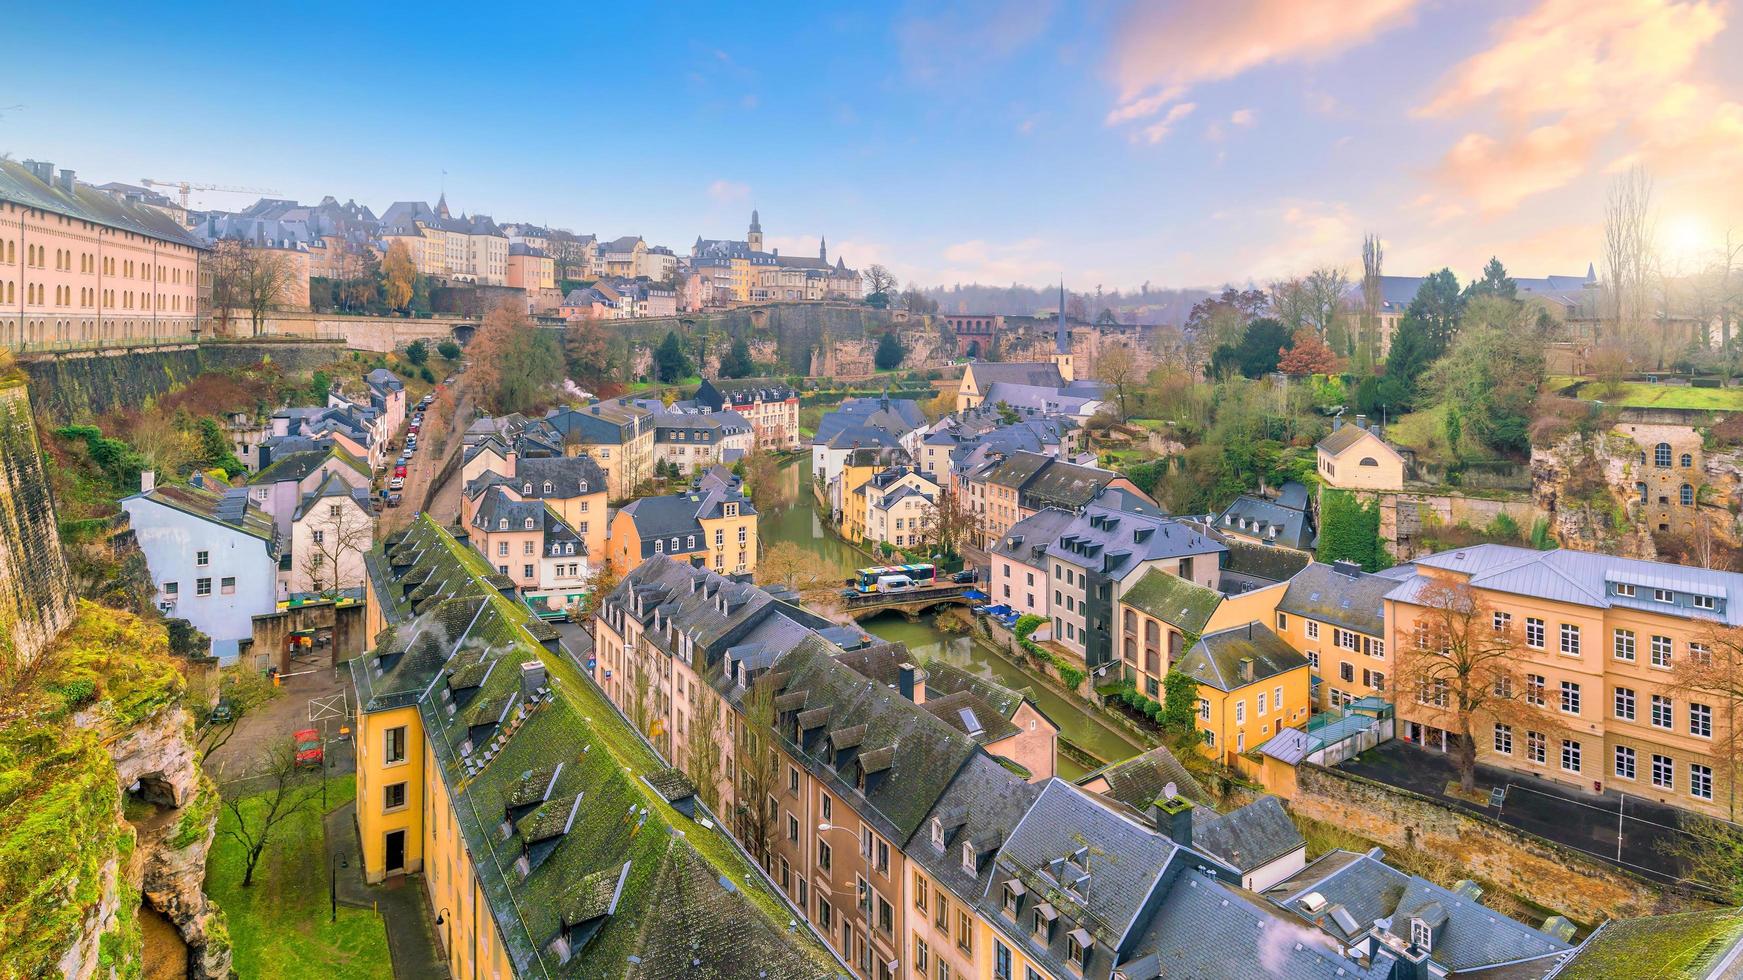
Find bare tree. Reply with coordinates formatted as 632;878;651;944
1718;230;1743;352
298;498;375;597
1672;624;1743;820
1395;580;1565;792
220;743;322;886
192;666;280;760
1269;278;1311;334
862;265;898;298
1095;343;1140;420
1603;165;1656;344
918;484;985;555
683;683;724;813
734;673;781;867
1360;234;1384;368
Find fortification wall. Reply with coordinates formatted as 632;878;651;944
0;382;75;666
21;340;347;421
256;310;474;352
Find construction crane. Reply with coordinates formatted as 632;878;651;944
139;178;282;210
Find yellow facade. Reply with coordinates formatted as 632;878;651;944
420;736;516;980
607;502;759;577
1390;567;1738;820
1272;605;1388;710
1315;426;1405;491
353;702;425;882
1195;665;1314;764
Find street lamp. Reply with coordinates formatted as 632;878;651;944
818;821;883;980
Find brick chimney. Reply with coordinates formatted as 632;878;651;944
897;662;925;704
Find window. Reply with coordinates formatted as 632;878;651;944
1691;702;1713;738
1526;673;1545;706
1682;484;1695;506
1652;635;1673;668
1561;681;1581;715
1653;754;1674;788
196;550;210;567
1197;698;1210;720
384;726;407;764
523;541;535;555
1235;700;1246;724
164;581;178;596
1493;611;1512;633
1560;623;1581;656
788;765;800;794
1692;764;1714;800
384;782;408;811
1655;442;1672;467
196;578;212;597
1526;618;1544;648
1615;686;1635;720
915;938;928;975
1257;692;1267;716
1306;621;1319;640
914;872;928;913
1411;918;1432;952
1562;739;1582;773
1306;650;1319;670
1652;694;1673;729
1340;662;1355;683
1493;674;1513;698
1615;746;1636;780
1694;594;1716;610
996;941;1013;980
817;840;831;873
787;813;799;843
1527;730;1546;764
312;530;325;546
1682;452;1694;467
220;577;236;595
1655;589;1674;604
1616;583;1636;598
935;894;948;931
1614;629;1635;661
1417;678;1448;708
816;896;832;932
497;541;509;557
1691;642;1712;665
1493;724;1512;754
1274;686;1284;711
521;564;533;579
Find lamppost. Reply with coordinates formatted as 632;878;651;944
434;907;451;963
819;821;883;980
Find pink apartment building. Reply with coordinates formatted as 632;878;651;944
1;158;206;349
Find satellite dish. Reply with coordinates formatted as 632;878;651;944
1163;781;1178;800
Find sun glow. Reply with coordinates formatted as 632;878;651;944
1661;214;1712;269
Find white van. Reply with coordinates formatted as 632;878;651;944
876;575;914;593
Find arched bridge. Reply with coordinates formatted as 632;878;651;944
841;583;980;622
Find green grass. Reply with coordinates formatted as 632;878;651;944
204;775;392;980
1588;382;1743;411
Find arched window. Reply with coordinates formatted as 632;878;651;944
1681;453;1693;468
1655;443;1672;467
1359;457;1379;467
1637;482;1648;503
1681;484;1694;506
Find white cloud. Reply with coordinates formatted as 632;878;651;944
935;238;1062;284
1140;103;1197;143
1230;108;1257;127
707;180;750;204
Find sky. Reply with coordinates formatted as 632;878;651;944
3;0;1741;293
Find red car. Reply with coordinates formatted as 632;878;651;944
293;728;323;768
393;464;407;478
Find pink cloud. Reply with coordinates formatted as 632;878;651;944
1436;121;1599;214
1140;103;1197;143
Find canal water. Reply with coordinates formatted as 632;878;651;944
760;458;1142;780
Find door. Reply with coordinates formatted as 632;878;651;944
385;829;406;874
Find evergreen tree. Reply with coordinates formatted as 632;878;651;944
654;330;693;382
719;337;754;378
1464;257;1518;302
1404;268;1463;359
874;331;906;370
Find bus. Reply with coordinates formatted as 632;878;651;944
848;563;937;594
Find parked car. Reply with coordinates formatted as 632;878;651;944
952;569;978;584
389;476;405;491
293;728;323;768
393;464;407;478
386;493;404;508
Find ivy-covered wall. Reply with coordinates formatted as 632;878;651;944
0;381;76;668
21;340;348;422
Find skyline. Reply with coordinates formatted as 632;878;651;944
4;0;1741;291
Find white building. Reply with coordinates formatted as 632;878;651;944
288;473;376;598
121;475;280;663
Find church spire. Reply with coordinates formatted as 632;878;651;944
1057;279;1069;354
748;209;763;253
820;235;827;263
435;192;450;219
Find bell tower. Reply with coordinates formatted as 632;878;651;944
748;209;763;253
1054;279;1076;382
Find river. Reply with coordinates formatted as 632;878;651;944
759;458;1142;780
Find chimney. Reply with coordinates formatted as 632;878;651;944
1238;657;1255;683
1332;416;1343;432
897;662;926;704
141;470;157;494
1355;414;1368;430
1331;559;1364;579
520;660;548;699
58;169;75;192
1148;796;1193;846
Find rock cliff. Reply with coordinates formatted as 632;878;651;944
0;381;76;667
1531;430;1658;558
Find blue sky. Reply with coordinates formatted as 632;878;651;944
4;1;1740;291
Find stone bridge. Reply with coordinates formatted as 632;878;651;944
841;583;979;622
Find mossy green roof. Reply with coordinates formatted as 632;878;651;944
352;515;838;979
1559;907;1743;979
1119;568;1223;635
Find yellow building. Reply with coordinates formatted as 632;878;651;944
545;402;657;502
1174;623;1315;764
1273;560;1396;710
1314;420;1405;491
1388;544;1741;820
606;474;758;576
1115;567;1286;699
350;516;840;978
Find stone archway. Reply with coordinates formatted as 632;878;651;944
451;323;475;345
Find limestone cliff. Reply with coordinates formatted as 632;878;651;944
1531;430;1658;558
0;381;76;667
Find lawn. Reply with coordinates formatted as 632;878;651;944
1590;382;1743;411
205;775;392;980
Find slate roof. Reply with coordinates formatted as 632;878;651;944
1389;543;1743;626
494;455;607;499
922;690;1020;744
991;508;1078;568
1191;796;1305;874
1213;486;1315;551
1266;849;1572;974
1175;623;1309;693
1119;569;1224;635
125;483;279;553
1555;907;1743;980
1047;506;1226;585
616;483;755;559
969;362;1066;389
1317;423;1402;460
1079;744;1214;812
920;660;1031;720
1279;561;1392;637
0;158;206;248
350;518;837;978
980;381;1103;417
292;471;373;522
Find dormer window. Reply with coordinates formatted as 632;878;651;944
961;841;975;874
1410;918;1432;952
686;535;695;549
931;818;944;849
579;481;588;492
525;518;536;530
499;518;509;530
544;481;553;493
565;543;574;555
1066;928;1092;973
724;502;738;517
1002;880;1025;918
654;540;664;554
524;483;533;494
1033;903;1057;941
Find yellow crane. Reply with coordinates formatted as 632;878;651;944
139;178;282;210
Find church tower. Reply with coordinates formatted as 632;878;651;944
819;235;827;264
435;192;451;220
748;209;763;253
1054;280;1075;382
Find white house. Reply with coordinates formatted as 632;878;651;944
248;446;372;540
288;473;376;599
121;475;281;664
861;468;938;551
